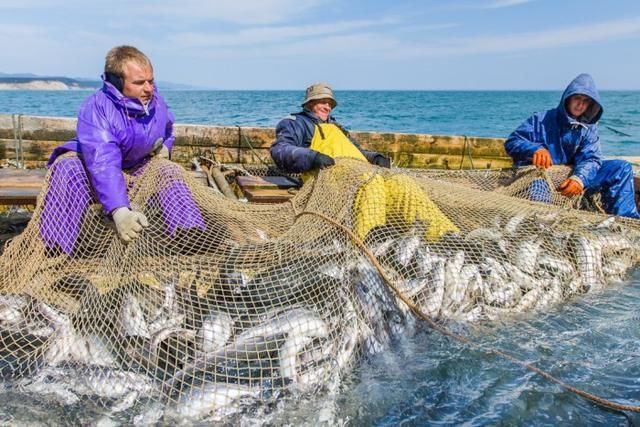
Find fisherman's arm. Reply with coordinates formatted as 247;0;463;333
504;115;547;165
571;128;602;188
76;102;130;215
270;118;317;173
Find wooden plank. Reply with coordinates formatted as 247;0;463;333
242;188;296;203
0;187;41;205
0;114;514;169
392;152;513;169
236;175;299;190
0;168;209;205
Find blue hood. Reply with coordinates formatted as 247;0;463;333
558;73;602;124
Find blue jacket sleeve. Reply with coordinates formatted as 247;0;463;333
270;118;317;173
572;127;602;188
504;115;545;165
76;100;129;214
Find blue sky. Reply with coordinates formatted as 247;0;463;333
1;0;640;89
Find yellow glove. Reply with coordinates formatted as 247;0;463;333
112;207;149;243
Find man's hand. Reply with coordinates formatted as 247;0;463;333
372;154;391;168
311;152;335;169
558;177;583;197
112;207;149;243
532;148;552;169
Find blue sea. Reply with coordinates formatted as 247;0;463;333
2;90;639;156
1;90;640;425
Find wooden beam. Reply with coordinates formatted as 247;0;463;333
0;168;209;205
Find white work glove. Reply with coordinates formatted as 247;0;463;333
112;207;149;243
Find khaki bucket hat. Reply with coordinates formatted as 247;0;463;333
302;82;337;108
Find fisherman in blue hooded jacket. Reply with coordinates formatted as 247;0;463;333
504;73;639;219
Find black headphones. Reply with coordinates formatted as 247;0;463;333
105;72;124;92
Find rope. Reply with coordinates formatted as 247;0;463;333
459;135;475;170
296;206;640;414
11;114;24;169
237;126;273;168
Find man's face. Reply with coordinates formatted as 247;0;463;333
307;99;334;121
566;94;592;119
121;61;154;106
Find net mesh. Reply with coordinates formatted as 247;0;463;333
0;157;638;422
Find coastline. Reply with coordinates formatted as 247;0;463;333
0;81;88;90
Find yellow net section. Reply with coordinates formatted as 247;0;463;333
0;157;638;422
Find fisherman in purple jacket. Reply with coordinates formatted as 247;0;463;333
42;45;204;254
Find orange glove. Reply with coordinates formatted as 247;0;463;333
532;148;552;169
558;178;583;197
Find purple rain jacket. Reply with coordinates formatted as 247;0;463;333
48;76;175;214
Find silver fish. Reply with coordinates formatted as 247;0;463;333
601;257;630;282
174;383;260;420
536;253;575;279
394;235;422;268
443;251;466;309
504;214;527;235
570;235;604;290
512;238;543;275
197;312;234;353
36;302;76;365
279;334;316;383
120;294;150;339
235;307;328;346
148;282;184;336
0;294;28;327
413;245;436;277
416;259;445;318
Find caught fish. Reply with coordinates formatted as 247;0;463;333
174;383;260;420
0;294;28;327
190;307;330;363
120;294;150;339
197;312;234;353
416;259;445;318
503;214;526;235
512;238;543;275
442;251;466;311
569;235;604;290
148;282;185;336
19;364;156;406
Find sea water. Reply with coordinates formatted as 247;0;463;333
1;90;639;156
0;89;639;425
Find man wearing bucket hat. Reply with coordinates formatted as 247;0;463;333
270;83;459;242
270;82;391;177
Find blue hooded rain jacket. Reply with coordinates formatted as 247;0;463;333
504;73;639;219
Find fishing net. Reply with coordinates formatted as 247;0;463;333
0;156;638;422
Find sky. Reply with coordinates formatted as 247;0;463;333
1;0;640;90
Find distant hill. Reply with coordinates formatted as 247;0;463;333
0;73;202;90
